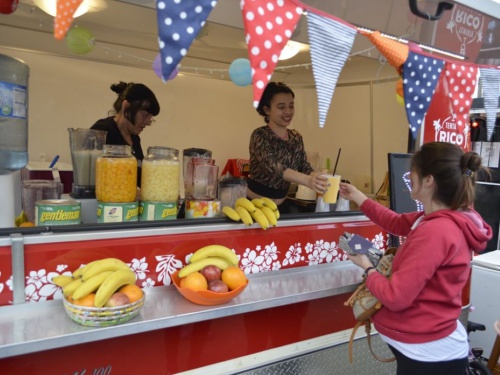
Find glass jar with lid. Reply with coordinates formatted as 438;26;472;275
141;146;180;202
95;145;137;202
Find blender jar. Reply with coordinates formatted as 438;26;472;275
68;128;107;198
95;145;137;202
141;146;180;202
182;148;212;194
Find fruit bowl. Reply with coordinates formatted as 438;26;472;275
172;270;248;306
63;295;145;327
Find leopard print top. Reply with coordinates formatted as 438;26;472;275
248;125;313;198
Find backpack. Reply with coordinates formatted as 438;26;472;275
343;245;398;363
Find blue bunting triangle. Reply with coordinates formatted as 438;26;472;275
403;51;444;139
479;67;500;141
156;0;218;82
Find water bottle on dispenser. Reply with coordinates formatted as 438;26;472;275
0;54;29;228
0;54;29;171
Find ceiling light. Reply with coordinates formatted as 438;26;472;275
279;41;301;61
34;0;89;18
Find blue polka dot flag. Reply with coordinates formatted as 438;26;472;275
307;12;356;128
403;51;444;139
156;0;218;82
479;67;500;141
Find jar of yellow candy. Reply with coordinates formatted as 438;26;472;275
141;146;180;202
96;145;137;202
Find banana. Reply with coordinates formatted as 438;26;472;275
72;271;115;300
81;258;131;281
235;197;257;213
94;269;137;307
222;206;241;222
189;244;239;266
260;206;278;227
261;197;278;211
52;275;74;288
62;277;84;297
274;208;280;220
251;198;265;208
72;259;100;279
235;206;253;226
178;257;229;278
250;208;269;230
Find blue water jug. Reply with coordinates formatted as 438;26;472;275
0;54;29;172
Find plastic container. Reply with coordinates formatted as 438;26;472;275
0;54;29;172
218;177;247;210
141;146;180;202
182;148;212;190
95;145;137;202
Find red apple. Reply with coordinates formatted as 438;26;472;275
200;265;221;282
208;280;229;293
105;292;130;307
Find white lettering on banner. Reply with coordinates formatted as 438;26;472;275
433;116;468;147
455;10;481;29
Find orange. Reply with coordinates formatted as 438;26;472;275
221;266;247;291
119;284;144;303
70;293;96;307
181;272;208;291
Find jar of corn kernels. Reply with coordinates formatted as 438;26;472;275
96;145;137;202
141;146;180;202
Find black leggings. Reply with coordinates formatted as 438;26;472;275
388;345;468;375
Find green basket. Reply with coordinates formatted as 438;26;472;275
63;295;145;327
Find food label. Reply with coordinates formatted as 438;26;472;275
97;201;139;223
0;82;27;119
35;200;81;226
139;201;177;221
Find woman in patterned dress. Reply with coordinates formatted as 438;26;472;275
247;82;328;212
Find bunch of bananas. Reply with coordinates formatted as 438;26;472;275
222;197;279;230
179;244;238;278
52;257;136;307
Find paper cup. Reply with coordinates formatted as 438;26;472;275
323;175;341;204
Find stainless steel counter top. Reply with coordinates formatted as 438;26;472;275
0;261;361;359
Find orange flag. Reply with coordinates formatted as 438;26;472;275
54;0;84;40
360;30;409;70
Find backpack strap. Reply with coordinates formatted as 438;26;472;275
365;322;396;363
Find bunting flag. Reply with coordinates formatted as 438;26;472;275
479;67;500;141
241;0;303;107
442;62;477;130
360;30;409;72
156;0;218;82
402;51;444;138
54;0;84;40
307;12;356;128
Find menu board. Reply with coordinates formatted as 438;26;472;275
388;153;421;215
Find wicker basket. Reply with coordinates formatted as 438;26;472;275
63;295;145;327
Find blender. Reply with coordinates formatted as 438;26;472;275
68;128;107;198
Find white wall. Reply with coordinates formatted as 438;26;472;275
0;46;408;195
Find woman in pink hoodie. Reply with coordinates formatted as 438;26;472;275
339;142;492;375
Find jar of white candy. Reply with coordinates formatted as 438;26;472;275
141;146;180;202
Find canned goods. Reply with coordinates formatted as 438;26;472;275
97;201;139;223
141;146;180;202
139;201;177;221
35;199;81;226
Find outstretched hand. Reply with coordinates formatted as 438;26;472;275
339;182;368;206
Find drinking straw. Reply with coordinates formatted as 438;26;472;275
49;155;60;168
332;149;341;175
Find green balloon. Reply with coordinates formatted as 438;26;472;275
66;26;95;55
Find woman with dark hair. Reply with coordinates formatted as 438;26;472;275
90;81;160;186
339;142;492;375
247;82;328;211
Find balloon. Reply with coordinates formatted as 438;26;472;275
153;53;179;81
0;0;18;14
396;93;405;106
229;58;252;87
66;26;95;55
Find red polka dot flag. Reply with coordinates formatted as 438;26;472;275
241;0;304;108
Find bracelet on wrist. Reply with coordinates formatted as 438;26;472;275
363;266;376;277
